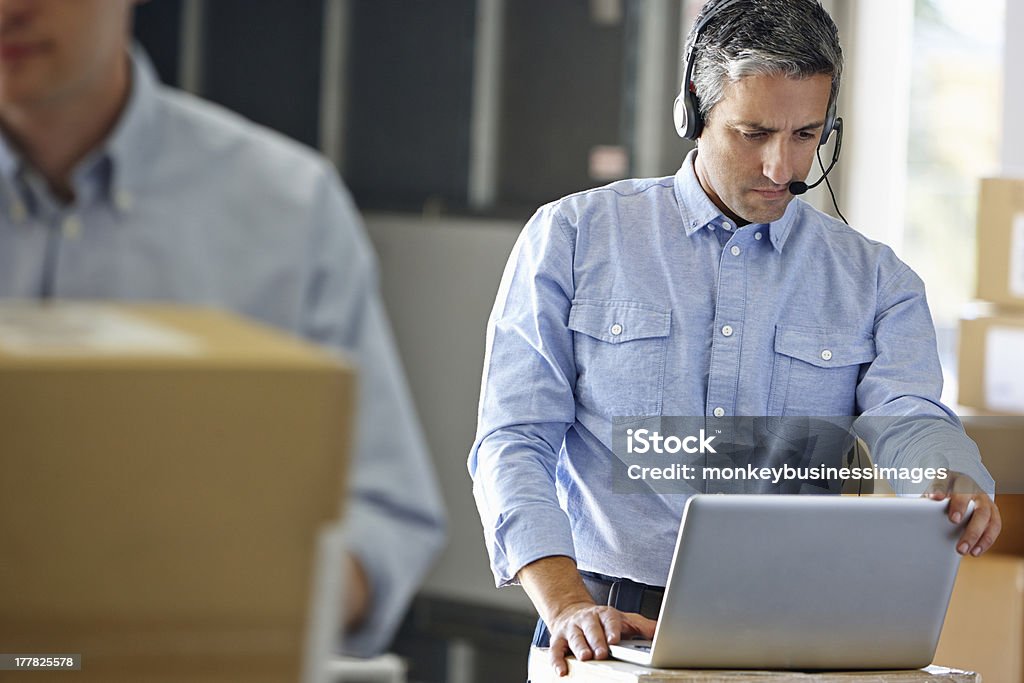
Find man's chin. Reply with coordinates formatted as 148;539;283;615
736;199;791;225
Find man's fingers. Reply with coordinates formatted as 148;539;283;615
963;501;1001;556
578;612;611;658
946;494;973;525
973;515;1003;556
567;624;594;661
956;499;990;555
548;635;570;677
548;605;653;673
621;613;658;640
597;608;623;646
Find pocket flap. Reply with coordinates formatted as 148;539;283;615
775;326;875;368
568;300;671;344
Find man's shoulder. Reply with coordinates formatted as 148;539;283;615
536;176;676;229
152;84;334;187
557;176;675;207
790;200;910;282
793;200;895;254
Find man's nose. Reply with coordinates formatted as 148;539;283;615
762;138;795;186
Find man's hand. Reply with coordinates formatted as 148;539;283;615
925;471;1001;557
545;601;656;676
342;552;371;631
518;556;657;677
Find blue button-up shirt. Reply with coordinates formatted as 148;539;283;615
0;52;445;656
469;150;994;589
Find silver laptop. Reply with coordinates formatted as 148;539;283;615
609;494;970;670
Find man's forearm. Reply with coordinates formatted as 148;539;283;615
518;555;594;624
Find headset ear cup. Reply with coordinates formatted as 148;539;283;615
674;89;703;140
820;98;838;146
673;95;687;139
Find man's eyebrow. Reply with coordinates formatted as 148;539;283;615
730;120;826;132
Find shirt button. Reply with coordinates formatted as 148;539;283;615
723;220;733;231
730;245;741;256
62;215;82;239
610;323;623;336
708;223;716;231
10;200;27;223
713;407;725;418
721;325;734;337
821;349;833;361
755;232;763;241
115;190;133;212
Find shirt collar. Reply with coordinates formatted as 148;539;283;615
103;45;163;212
673;148;801;252
0;45;160;217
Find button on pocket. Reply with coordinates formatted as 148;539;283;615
568;300;671;417
768;325;875;418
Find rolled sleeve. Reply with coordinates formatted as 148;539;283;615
855;260;995;495
468;204;580;586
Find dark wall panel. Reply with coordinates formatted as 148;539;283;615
498;0;626;208
202;0;324;149
133;0;184;86
343;0;477;211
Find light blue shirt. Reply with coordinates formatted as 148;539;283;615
469;150;994;589
0;53;446;656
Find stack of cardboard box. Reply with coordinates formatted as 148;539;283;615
958;177;1024;414
935;177;1024;681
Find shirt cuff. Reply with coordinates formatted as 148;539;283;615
490;503;577;587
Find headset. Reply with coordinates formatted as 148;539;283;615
673;0;838;145
672;0;846;217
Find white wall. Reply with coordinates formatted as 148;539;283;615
1001;0;1024;174
837;0;914;249
365;214;533;612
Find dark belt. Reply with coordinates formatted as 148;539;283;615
530;571;664;648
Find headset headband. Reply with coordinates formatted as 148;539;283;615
674;0;838;145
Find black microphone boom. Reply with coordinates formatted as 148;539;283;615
788;118;843;196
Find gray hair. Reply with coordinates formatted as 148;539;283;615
687;0;844;124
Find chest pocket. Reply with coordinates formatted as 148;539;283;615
568;300;671;417
768;326;876;419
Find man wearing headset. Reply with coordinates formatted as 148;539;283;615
469;0;1001;675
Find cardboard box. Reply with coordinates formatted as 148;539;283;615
934;554;1024;683
976;176;1024;309
963;415;1024;499
0;303;354;682
958;313;1024;414
935;413;1024;680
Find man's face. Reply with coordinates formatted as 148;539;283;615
694;72;833;226
0;0;134;110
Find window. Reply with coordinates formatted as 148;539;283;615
904;0;1004;333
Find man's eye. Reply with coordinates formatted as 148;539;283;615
741;131;766;141
797;131;818;141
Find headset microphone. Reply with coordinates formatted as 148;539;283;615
789;117;843;196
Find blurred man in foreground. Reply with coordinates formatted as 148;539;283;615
0;0;445;656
